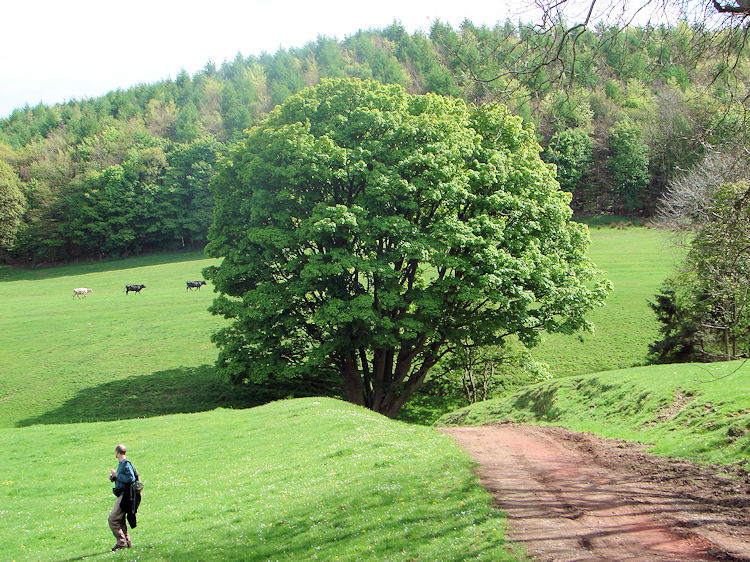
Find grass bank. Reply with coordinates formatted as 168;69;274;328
438;361;750;467
1;398;515;561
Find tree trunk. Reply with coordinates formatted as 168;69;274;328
339;353;365;407
725;328;730;358
381;341;443;417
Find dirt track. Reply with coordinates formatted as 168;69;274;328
441;425;750;561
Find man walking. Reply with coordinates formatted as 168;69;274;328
108;444;135;551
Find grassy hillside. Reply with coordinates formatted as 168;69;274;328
0;398;515;561
0;229;730;560
438;361;750;466
0;251;236;428
0;228;681;428
530;227;683;376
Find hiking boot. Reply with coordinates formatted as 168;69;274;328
111;543;126;551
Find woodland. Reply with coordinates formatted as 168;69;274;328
1;19;747;265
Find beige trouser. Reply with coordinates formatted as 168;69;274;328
108;494;130;545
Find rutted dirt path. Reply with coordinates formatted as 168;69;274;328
441;425;750;561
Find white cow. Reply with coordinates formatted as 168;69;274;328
73;287;94;298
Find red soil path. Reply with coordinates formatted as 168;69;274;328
441;424;750;561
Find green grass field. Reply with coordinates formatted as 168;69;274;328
0;227;680;429
1;398;515;561
530;227;684;376
2;227;745;561
438;361;750;466
0;251;234;428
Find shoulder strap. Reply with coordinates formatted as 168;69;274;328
126;459;139;481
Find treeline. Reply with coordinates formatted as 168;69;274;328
1;20;747;264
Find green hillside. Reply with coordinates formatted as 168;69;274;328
2;21;746;265
1;228;745;560
438;361;750;466
0;227;680;428
531;226;684;376
0;251;228;428
0;398;514;561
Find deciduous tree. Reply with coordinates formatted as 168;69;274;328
652;159;750;361
0;161;26;250
204;79;611;416
544;128;593;197
609;118;651;212
682;181;750;358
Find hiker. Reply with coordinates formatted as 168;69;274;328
108;444;135;551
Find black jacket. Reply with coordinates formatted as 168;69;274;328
120;481;141;528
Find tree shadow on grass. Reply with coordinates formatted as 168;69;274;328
145;477;508;561
0;249;210;283
511;385;562;422
16;364;319;427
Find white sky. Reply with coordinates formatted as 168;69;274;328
0;0;546;118
2;0;695;118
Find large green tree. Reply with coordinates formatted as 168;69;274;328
205;79;611;416
609;118;651;213
544;128;593;197
158;136;223;248
0;160;26;250
679;181;750;359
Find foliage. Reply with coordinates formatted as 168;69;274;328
609;118;651;213
685;182;750;357
0;398;515;560
2;21;748;265
0;160;26;249
159;136;225;248
647;282;702;363
652;167;750;362
5;128;222;263
438;360;750;467
544;127;593;197
205;78;611;417
429;342;552;405
677;183;750;359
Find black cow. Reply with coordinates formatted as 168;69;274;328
186;280;207;291
125;284;146;295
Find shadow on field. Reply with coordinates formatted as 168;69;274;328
16;364;312;427
149;481;505;560
0;250;209;283
512;385;562;421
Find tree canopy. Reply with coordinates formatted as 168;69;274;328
2;19;749;265
651;176;750;362
204;79;611;416
0;161;26;249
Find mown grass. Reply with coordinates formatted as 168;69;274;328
0;228;681;428
1;398;515;561
530;227;683;377
438;361;750;466
0;251;249;428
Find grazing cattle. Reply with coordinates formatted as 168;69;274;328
186;280;207;291
73;287;94;298
125;284;146;295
